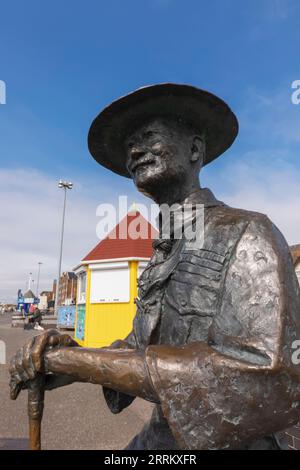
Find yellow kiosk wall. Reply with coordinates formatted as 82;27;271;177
75;261;138;348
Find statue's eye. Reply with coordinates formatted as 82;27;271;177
128;142;134;149
145;131;155;138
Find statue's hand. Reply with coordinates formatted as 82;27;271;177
9;329;78;399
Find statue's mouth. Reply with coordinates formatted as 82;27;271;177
131;158;156;174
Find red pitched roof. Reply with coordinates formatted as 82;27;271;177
83;211;157;262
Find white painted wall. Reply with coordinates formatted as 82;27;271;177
138;261;149;278
38;295;48;310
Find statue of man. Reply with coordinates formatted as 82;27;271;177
10;84;300;450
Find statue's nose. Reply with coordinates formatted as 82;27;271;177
130;146;146;160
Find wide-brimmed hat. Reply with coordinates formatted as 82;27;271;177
88;83;238;178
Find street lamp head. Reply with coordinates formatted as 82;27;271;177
58;180;73;189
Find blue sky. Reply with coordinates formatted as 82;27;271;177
1;0;300;301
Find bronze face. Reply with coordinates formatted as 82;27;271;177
125;118;205;204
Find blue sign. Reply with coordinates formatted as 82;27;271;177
57;305;76;328
75;304;86;341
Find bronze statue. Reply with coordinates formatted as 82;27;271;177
10;84;300;450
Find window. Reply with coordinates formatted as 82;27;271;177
90;263;130;303
78;271;87;304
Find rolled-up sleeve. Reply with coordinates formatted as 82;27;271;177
102;331;138;413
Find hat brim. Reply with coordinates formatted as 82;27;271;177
88;83;239;178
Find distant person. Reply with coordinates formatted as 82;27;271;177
24;306;43;331
32;307;44;330
29;303;35;315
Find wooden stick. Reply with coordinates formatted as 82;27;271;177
28;375;45;450
29;418;42;451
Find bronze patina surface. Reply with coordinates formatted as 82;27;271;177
10;84;300;450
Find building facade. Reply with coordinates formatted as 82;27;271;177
56;272;77;307
74;211;157;348
38;290;54;310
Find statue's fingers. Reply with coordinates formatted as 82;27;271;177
66;337;79;347
22;337;36;380
47;335;60;348
58;334;78;348
9;355;17;377
9;377;22;400
31;330;59;372
15;348;31;383
45;328;60;338
10;349;23;377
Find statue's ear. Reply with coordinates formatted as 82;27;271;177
190;136;205;165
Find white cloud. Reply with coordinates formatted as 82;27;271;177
215;85;300;244
205;150;300;245
1;156;299;304
0;168;150;303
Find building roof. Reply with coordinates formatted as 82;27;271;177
62;271;77;280
24;289;35;299
83;211;157;262
291;244;300;265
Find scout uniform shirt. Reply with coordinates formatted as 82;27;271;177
103;188;300;450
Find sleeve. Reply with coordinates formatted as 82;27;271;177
102;330;138;414
144;215;300;449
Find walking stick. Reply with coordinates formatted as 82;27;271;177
27;374;45;450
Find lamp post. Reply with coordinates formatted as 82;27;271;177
54;180;73;315
28;272;33;291
36;262;42;299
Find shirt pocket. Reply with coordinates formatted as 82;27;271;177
166;249;227;317
172;249;227;283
